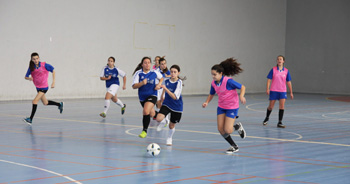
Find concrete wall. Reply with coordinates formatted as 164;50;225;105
285;0;350;95
0;0;286;101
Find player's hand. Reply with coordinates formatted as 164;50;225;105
154;84;161;90
142;79;148;85
51;82;55;88
240;96;246;105
290;92;294;100
160;84;166;89
122;86;126;90
266;90;270;95
107;75;112;80
202;102;208;108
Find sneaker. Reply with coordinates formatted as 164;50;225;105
121;104;126;115
23;117;32;125
277;122;286;128
164;117;169;127
166;138;172;146
263;117;269;126
139;131;147;138
156;121;165;131
59;102;64;114
226;146;239;154
237;122;246;139
100;112;106;118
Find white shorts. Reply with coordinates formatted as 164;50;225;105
157;88;164;101
107;84;119;96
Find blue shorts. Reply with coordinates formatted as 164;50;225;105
269;91;287;100
217;107;239;119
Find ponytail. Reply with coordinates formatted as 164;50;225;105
133;56;151;75
212;57;243;76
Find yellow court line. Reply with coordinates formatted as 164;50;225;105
2;114;349;147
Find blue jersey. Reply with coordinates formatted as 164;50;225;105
132;69;163;101
100;66;126;88
163;78;183;113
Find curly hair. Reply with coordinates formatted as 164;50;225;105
211;58;243;76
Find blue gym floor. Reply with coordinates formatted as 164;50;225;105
0;94;349;184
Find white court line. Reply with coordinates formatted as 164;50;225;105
0;159;82;184
1;113;349;147
322;111;350;121
245;102;266;112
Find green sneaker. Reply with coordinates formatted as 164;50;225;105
139;131;147;138
121;104;126;115
100;112;106;118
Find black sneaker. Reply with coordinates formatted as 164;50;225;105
277;122;286;128
59;102;64;114
121;104;126;115
237;122;246;139
263;117;269;126
23;117;32;125
226;146;239;154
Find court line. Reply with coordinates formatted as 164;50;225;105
0;159;82;184
1;113;349;147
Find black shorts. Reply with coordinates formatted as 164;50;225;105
159;105;182;124
140;96;157;107
37;89;48;94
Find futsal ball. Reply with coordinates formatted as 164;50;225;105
147;143;161;156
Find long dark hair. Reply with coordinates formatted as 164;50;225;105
133;56;151;74
211;57;243;76
29;52;39;72
159;58;169;74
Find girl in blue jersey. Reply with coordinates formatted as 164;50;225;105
202;58;246;154
132;57;163;138
23;52;63;125
155;65;183;146
155;58;171;124
99;57;127;118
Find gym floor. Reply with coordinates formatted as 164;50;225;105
0;93;349;183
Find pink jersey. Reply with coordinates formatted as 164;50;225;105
270;66;289;92
31;62;49;88
211;76;239;109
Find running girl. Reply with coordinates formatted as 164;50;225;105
132;57;163;138
202;58;246;154
23;52;63;125
155;65;183;146
156;57;171;109
263;55;293;128
99;56;126;118
152;56;161;70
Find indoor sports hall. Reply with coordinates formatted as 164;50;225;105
0;0;349;184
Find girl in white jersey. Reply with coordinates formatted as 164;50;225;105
132;57;163;138
155;65;183;146
23;52;63;125
263;55;293;128
202;58;246;154
99;57;127;118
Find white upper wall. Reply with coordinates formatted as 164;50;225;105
0;0;286;100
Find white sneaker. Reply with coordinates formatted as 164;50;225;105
157;121;165;131
164;117;169;127
166;138;172;146
237;122;246;139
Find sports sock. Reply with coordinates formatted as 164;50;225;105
168;128;175;138
115;99;124;108
222;133;237;147
103;100;110;113
279;109;284;123
48;100;60;106
153;111;158;119
143;115;151;132
266;108;272;119
30;104;38;120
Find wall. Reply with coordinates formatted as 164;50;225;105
0;0;286;100
286;0;350;95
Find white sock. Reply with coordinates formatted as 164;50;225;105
168;128;175;139
104;100;110;113
166;115;170;123
115;99;124;108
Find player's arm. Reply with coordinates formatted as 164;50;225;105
202;94;214;108
287;81;293;100
266;79;271;95
25;68;32;81
51;70;56;88
239;85;246;105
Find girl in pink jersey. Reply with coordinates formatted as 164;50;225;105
202;58;247;154
23;52;63;125
263;55;294;128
